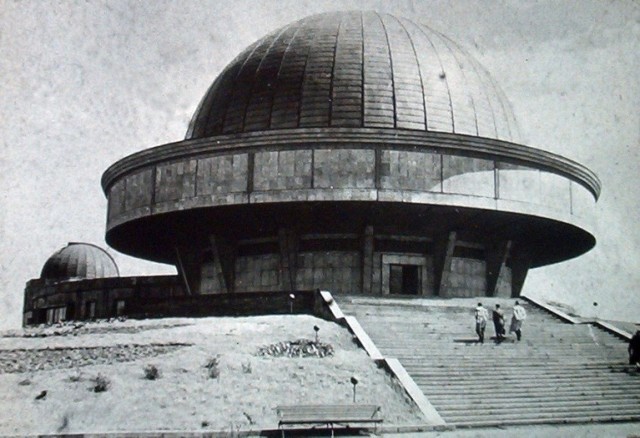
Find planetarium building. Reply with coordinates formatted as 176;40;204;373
24;11;599;324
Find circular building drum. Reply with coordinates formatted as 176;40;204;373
101;11;599;298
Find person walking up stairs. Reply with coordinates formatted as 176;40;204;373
492;304;506;341
474;303;489;344
509;301;527;341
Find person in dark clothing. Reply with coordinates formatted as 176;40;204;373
492;304;506;341
629;330;640;370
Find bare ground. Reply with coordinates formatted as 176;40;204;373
0;315;423;435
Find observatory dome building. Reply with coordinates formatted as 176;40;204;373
24;243;124;324
40;242;120;282
101;11;599;299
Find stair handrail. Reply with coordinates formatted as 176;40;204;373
520;295;581;324
593;320;633;340
522;295;634;340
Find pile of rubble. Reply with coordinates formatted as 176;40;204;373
257;339;334;358
10;319;191;338
0;343;190;373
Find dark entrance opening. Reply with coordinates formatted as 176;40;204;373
85;301;96;320
389;264;419;295
113;299;126;317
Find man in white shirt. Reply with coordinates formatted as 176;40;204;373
474;303;489;344
509;300;527;341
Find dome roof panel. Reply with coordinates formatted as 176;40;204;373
40;243;119;282
186;11;520;143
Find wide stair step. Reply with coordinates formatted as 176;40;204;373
338;297;640;427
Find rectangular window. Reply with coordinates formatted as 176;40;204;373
46;308;55;325
46;306;67;324
57;306;66;322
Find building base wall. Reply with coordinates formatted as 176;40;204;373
199;250;513;298
23;243;515;326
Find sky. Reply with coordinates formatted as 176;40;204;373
1;0;639;329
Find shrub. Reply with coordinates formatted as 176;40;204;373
143;364;160;380
241;361;252;374
205;356;220;379
68;369;82;382
57;414;69;432
93;374;110;392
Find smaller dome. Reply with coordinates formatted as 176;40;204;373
40;243;119;282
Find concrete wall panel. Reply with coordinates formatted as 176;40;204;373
108;179;126;220
571;181;597;219
314;149;375;189
380;150;441;191
254;150;312;190
442;156;495;197
296;251;360;293
235;254;281;292
199;261;224;294
445;257;486;298
497;167;541;204
155;160;197;202
124;169;153;211
539;171;571;212
196;154;247;195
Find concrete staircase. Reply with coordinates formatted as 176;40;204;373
338;297;640;427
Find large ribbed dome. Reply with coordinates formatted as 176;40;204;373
187;10;519;142
40;243;119;282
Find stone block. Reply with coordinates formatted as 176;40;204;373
196;154;247;196
124;169;153;211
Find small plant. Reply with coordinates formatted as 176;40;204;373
204;356;220;379
93;374;110;392
68;369;82;382
241;361;252;374
143;364;160;380
57;413;69;432
243;411;255;425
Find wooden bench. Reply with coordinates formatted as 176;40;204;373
276;404;382;437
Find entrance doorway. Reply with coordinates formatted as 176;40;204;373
389;264;420;295
85;301;96;320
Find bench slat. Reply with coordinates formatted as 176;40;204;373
277;404;379;412
280;418;383;424
277;404;383;426
279;409;380;415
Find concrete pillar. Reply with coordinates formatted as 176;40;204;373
510;255;531;298
208;235;237;294
434;231;457;297
278;228;299;292
486;240;512;297
361;225;374;294
175;246;202;295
